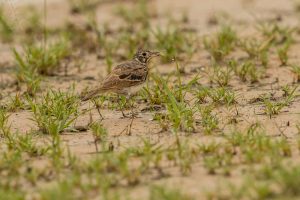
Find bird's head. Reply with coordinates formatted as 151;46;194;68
134;49;160;64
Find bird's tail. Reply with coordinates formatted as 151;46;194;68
80;87;103;101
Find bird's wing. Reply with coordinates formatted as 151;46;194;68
80;61;147;101
100;61;148;90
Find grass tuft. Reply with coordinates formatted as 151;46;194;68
27;90;80;135
204;25;237;62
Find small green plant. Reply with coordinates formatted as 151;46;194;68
149;73;196;132
291;65;300;82
153;26;197;62
0;109;10;137
256;22;295;46
120;30;151;59
203;155;220;175
274;165;300;196
277;40;291;66
235;61;260;83
115;0;150;29
207;87;237;106
161;78;195;132
281;85;298;97
21;6;44;40
195;86;209;103
13;47;41;96
0;188;25;200
27;90;80;135
64;21;98;53
204;25;237;61
153;113;169;131
0;7;14;42
68;0;100;14
150;185;194;200
86;12;123;73
90;122;108;152
23;39;70;75
5;132;49;157
262;97;292;118
198;106;219;134
104;41;117;74
226;123;286;164
238;38;271;67
40;180;78;200
6;93;25;112
209;65;232;86
173;135;195;175
14;38;71;95
198;142;220;155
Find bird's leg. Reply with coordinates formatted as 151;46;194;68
118;95;130;118
120;105;127;118
127;95;139;118
96;107;103;121
88;104;93;126
128;96;134;118
118;97;135;136
127;101;135;135
92;99;104;121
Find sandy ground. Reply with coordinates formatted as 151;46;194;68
1;0;300;199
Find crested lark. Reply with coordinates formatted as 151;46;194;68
81;49;160;101
80;49;160;135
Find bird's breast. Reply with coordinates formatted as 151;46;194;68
124;83;146;96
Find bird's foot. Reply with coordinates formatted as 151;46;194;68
119;124;132;136
120;111;140;119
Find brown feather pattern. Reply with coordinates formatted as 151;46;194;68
80;50;159;101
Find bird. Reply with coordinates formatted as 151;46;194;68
80;49;160;101
80;49;160;135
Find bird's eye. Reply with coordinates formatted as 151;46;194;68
142;52;147;56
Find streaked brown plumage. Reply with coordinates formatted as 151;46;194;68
80;49;160;101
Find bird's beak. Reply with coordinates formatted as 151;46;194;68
151;51;161;57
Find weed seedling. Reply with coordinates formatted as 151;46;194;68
68;0;100;14
6;93;25;112
204;25;237;62
0;7;14;42
291;65;300;82
14;48;41;96
262;95;294;118
0;109;10;137
115;0;150;29
153;113;169;131
238;38;271;67
273;165;300;196
198;142;220;155
150;185;194;200
277;40;291;66
27;90;80;135
203;155;220;175
195;86;209;103
209;65;232;86
281;85;298;98
207;87;237;106
153;26;197;62
22;6;44;41
161;78;196;132
235;61;260;83
90;122;108;152
14;36;71;78
198;106;219;134
5;132;49;157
